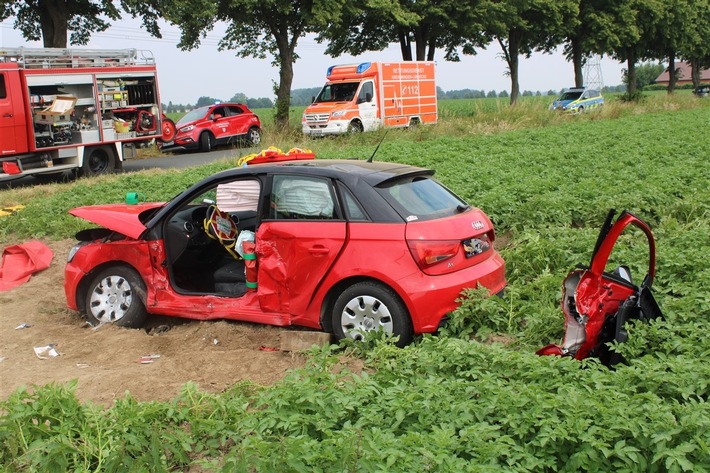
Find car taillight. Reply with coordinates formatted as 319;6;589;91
407;240;460;269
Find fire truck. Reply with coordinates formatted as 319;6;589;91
0;47;175;182
302;61;437;136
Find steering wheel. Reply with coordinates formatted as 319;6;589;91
203;204;240;258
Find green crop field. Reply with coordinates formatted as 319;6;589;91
1;96;710;471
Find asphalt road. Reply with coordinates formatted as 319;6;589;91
0;145;251;190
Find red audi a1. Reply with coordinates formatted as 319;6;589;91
64;152;506;346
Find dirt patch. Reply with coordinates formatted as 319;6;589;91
0;240;307;405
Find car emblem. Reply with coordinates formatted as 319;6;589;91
472;220;484;230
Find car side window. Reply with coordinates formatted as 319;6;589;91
227;105;244;116
269;175;336;220
338;183;368;221
0;75;6;99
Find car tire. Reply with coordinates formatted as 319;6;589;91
247;127;262;146
332;281;413;347
578;106;584;113
347;121;363;133
84;266;148;328
200;132;213;152
82;146;115;176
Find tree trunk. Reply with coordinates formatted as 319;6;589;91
398;29;413;61
426;34;436;61
39;0;69;47
274;30;295;130
626;49;638;96
690;59;701;87
505;30;521;105
667;54;676;94
572;38;584;88
414;24;427;60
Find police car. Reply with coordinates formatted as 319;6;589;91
550;87;604;112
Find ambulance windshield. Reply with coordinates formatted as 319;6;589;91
315;82;359;103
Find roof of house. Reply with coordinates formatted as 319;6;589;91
655;61;710;84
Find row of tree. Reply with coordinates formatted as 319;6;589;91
3;0;709;128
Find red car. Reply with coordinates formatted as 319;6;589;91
159;103;261;152
64;152;506;346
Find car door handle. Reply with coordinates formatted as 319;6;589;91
308;245;330;255
2;113;12;118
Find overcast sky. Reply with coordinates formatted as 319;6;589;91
1;18;627;105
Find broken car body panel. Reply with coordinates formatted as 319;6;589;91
537;209;663;366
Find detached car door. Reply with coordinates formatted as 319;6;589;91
255;174;346;317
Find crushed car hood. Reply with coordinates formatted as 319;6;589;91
69;202;164;239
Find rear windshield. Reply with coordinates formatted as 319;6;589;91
378;176;468;221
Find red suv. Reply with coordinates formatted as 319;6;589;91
159;103;261;152
64;152;506;346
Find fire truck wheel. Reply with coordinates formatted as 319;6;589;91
200;132;213;152
82;146;115;176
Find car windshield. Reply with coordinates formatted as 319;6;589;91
176;107;210;125
379;176;468;221
559;91;583;101
314;82;359;103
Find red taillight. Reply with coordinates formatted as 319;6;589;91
407;240;460;269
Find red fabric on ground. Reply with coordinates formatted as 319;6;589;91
0;241;54;291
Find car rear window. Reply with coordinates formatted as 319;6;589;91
378;176;468;221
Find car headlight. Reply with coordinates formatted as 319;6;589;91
67;242;88;263
331;110;346;118
179;124;195;133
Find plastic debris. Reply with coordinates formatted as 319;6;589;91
137;354;160;364
34;344;59;359
258;346;280;352
15;323;32;330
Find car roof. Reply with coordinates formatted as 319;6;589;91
217;159;434;186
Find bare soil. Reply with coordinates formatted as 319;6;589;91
0;240;307;405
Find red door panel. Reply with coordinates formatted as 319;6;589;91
255;221;346;318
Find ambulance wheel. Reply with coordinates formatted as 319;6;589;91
200;132;213;152
332;281;413;347
82;146;115;176
347;121;363;134
84;266;147;328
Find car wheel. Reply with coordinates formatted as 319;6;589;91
82;146;115;176
577;106;584;113
247;127;262;146
84;266;148;328
332;281;413;347
200;132;213;152
347;121;363;133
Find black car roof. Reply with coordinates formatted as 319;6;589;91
219;159;434;186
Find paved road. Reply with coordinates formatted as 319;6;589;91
0;146;252;190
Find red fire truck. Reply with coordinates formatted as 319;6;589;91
0;47;175;182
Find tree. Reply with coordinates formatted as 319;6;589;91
163;0;340;129
318;0;489;62
629;62;664;89
679;0;710;87
483;0;579;105
1;0;161;48
195;96;220;107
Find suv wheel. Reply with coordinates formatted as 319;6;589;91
247;127;262;146
200;132;213;152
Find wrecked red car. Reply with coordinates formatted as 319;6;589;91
64;152;506;346
537;209;663;366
